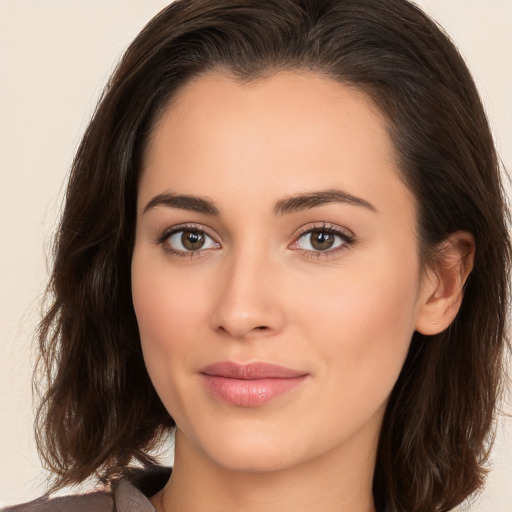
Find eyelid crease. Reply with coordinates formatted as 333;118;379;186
155;222;219;244
293;221;354;239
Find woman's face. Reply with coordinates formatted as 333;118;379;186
132;71;430;474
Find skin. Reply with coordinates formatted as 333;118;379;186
131;71;474;512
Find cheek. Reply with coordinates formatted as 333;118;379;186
292;249;420;407
131;252;221;430
132;272;200;346
131;249;209;389
131;236;216;336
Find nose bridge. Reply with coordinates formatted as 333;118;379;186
211;238;285;338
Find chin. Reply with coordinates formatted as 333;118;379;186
209;444;305;474
180;420;311;474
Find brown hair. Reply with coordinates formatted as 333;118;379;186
36;1;510;511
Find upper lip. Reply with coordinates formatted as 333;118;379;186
200;361;308;379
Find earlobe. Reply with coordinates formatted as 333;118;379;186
415;231;475;335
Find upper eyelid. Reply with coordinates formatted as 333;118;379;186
294;222;354;239
158;221;352;236
157;222;355;249
158;223;219;242
293;226;355;246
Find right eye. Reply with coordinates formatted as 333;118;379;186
160;226;220;256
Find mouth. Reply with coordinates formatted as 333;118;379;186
200;361;309;407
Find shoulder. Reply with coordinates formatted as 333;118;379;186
2;466;172;512
1;491;113;512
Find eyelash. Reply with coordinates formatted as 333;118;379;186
156;223;218;259
292;222;356;259
156;222;356;260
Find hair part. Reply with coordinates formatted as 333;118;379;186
36;1;510;511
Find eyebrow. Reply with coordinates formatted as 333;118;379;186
143;193;220;215
273;189;377;215
143;189;377;216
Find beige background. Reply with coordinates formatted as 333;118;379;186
0;0;510;508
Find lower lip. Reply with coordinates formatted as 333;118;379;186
201;375;308;407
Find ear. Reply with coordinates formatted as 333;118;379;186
415;231;475;335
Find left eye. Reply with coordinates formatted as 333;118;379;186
293;228;351;252
166;229;219;252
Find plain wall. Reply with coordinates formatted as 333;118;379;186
0;0;510;508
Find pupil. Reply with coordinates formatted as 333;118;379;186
311;230;334;250
182;231;204;250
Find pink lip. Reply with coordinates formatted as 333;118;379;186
200;362;309;407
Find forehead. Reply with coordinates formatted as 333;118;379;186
139;70;414;223
146;70;392;165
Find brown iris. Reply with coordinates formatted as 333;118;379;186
310;230;335;251
181;230;206;250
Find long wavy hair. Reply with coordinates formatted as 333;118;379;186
35;1;510;511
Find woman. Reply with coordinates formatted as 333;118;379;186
4;0;510;511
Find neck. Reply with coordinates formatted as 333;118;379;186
152;429;378;512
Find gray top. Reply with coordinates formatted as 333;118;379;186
3;466;398;512
1;467;171;512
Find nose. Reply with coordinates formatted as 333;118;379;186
210;247;286;340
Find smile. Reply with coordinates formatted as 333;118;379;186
200;362;309;407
